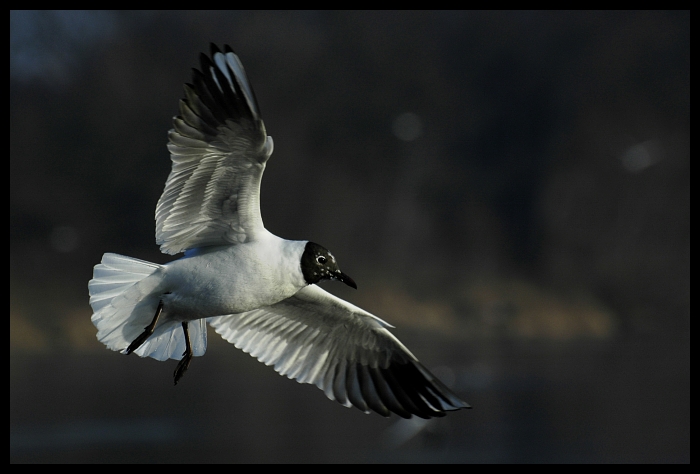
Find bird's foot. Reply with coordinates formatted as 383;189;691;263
173;350;192;385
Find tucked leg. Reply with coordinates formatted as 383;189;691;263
125;300;164;355
173;322;193;385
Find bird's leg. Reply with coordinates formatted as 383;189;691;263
173;322;193;385
125;300;164;355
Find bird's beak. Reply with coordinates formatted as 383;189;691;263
335;271;357;289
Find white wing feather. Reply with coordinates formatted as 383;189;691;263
156;45;273;255
208;285;469;418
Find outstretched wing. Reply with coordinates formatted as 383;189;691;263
156;44;274;255
207;285;470;419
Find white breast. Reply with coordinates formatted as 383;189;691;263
160;234;308;320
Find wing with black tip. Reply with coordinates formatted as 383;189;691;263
208;285;470;418
156;44;274;255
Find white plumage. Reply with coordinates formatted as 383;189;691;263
88;44;469;418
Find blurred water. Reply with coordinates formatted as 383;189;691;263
10;333;689;463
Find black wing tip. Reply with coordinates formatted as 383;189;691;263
198;51;213;70
392;360;470;418
208;43;237;57
341;359;470;419
206;43;241;66
185;43;261;128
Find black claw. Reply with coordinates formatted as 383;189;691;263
173;351;192;385
173;322;193;385
125;300;164;354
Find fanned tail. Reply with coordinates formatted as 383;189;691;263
88;253;207;361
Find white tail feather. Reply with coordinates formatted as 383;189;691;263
88;253;207;361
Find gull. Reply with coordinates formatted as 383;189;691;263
88;44;470;418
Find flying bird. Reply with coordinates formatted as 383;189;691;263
88;44;470;419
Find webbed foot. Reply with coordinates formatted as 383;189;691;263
173;322;193;385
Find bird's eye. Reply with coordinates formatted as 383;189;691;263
316;256;327;264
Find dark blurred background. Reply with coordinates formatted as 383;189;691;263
10;11;689;463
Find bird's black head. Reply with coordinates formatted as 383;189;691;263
300;242;357;289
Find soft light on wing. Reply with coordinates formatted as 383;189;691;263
208;285;470;418
156;44;274;255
